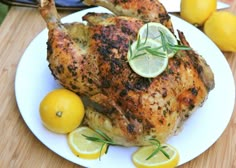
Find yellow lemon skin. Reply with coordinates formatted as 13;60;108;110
180;0;217;26
39;88;85;134
204;11;236;52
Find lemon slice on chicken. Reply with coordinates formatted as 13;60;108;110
138;22;178;58
128;38;168;78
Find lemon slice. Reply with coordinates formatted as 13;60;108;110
132;144;179;168
128;38;168;78
138;22;178;58
68;127;107;159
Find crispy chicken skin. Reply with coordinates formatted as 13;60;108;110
39;0;214;146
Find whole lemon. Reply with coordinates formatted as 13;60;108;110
39;88;85;134
180;0;217;26
204;11;236;52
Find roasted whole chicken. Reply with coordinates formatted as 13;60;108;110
39;0;214;146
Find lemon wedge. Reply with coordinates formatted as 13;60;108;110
128;38;168;78
132;144;179;168
68;127;107;159
138;22;178;58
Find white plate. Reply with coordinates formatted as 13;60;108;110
159;0;229;12
15;7;235;168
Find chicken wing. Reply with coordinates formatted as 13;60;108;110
83;0;173;32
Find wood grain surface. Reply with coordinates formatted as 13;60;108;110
0;1;235;167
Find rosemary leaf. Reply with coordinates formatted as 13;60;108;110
145;48;166;58
131;52;146;60
168;43;191;51
105;143;110;154
159;30;168;52
160;147;170;159
146;147;161;160
99;143;106;160
95;129;113;142
129;41;133;58
144;24;149;43
82;134;105;143
136;35;142;49
137;45;152;51
145;138;170;160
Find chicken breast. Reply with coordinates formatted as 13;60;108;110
39;0;214;146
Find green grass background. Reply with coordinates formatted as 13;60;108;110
0;2;9;25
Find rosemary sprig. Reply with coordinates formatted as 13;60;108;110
128;34;150;61
158;30;191;54
82;129;118;160
146;138;170;160
128;23;192;62
128;34;167;61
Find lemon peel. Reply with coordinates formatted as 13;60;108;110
180;0;217;26
39;88;84;134
204;11;236;52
